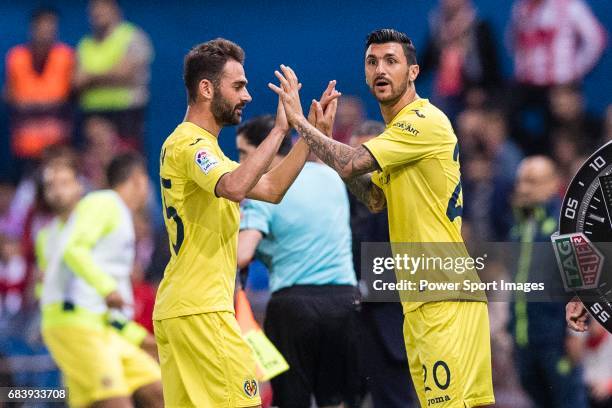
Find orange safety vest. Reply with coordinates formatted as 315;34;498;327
6;43;74;104
6;43;74;158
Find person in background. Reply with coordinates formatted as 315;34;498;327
75;0;153;148
420;0;501;120
507;0;606;154
480;108;523;241
4;6;74;176
81;115;130;189
37;153;162;408
238;98;361;407
550;128;590;193
0;234;27;319
510;156;587;408
333;96;365;145
349;120;415;408
549;84;603;151
0;181;17;241
583;321;612;408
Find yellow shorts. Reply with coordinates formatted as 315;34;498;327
42;325;161;407
154;311;261;408
404;301;495;408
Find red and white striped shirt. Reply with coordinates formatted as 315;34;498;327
511;0;606;86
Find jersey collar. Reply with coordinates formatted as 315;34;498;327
180;121;218;142
387;98;429;125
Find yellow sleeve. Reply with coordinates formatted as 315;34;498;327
363;124;446;171
182;141;239;195
62;194;119;297
35;227;49;271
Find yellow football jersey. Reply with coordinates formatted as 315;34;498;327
364;98;484;312
154;122;240;320
363;98;463;243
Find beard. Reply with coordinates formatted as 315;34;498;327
369;76;410;106
211;88;244;126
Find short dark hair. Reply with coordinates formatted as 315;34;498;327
365;29;417;65
89;0;120;9
107;152;146;188
30;6;58;24
236;115;292;156
41;145;79;176
184;38;245;104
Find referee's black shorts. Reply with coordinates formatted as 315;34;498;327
264;284;360;408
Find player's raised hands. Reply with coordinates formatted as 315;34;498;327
566;298;589;332
274;94;289;133
306;80;341;137
315;80;341;137
268;65;304;126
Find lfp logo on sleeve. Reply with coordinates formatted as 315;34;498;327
195;150;219;174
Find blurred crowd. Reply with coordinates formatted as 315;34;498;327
0;0;611;407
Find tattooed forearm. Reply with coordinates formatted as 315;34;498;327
295;118;378;178
345;174;386;213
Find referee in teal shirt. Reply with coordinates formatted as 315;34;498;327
237;115;359;408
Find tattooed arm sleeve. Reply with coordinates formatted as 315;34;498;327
294;117;379;179
345;173;387;213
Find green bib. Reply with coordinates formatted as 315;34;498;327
78;23;136;110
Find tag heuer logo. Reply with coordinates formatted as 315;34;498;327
243;379;258;398
552;232;604;291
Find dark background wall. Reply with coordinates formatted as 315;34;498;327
0;0;610;179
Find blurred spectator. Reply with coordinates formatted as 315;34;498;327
508;0;606;154
482;108;523;240
456;107;489;240
550;84;603;151
0;234;27;318
333;96;365;145
462;151;494;241
421;0;501;119
349;121;415;408
510;156;587;408
4;7;74;175
81;115;129;189
551;128;590;193
79;115;164;231
454;105;484;155
461;108;522;241
0;181;17;237
583;321;612;408
75;0;153;148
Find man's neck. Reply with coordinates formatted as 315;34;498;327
58;206;76;223
379;87;419;124
184;104;222;137
95;21;119;40
114;186;136;213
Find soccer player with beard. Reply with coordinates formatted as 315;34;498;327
269;29;495;407
153;38;339;407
